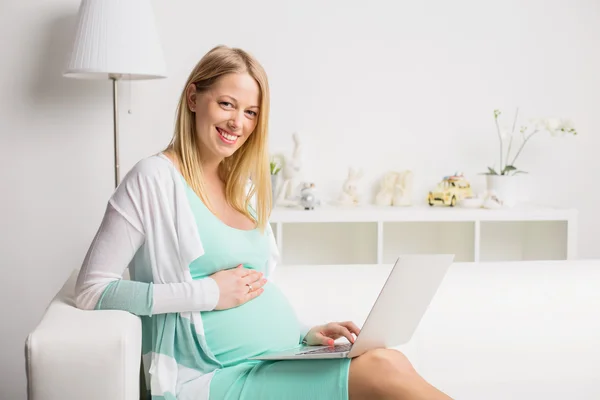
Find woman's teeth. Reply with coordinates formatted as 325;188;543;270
218;128;238;143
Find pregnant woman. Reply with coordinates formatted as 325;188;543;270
74;45;452;400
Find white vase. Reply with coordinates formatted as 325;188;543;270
486;175;519;207
271;175;279;202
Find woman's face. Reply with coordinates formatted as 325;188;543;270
188;72;261;164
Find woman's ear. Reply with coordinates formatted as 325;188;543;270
186;83;197;112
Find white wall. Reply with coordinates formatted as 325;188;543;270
1;0;599;398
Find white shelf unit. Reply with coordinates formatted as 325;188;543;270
269;204;578;265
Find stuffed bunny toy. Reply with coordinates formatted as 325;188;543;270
274;132;304;207
338;167;363;206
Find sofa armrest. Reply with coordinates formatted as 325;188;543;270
25;270;142;400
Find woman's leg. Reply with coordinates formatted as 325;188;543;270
348;348;453;400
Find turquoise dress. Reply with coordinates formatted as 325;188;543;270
182;181;351;400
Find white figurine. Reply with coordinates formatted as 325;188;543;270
375;171;398;206
337;167;363;206
300;182;319;210
375;170;413;207
276;132;304;207
392;170;413;207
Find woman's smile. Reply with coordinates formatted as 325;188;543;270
216;127;240;144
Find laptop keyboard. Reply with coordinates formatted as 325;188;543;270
300;343;353;355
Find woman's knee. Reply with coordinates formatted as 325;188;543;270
363;348;416;376
349;348;417;399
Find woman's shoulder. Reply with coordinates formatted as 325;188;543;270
111;153;180;204
128;152;173;176
108;153;177;228
120;153;176;185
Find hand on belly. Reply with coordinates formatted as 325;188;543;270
209;264;268;310
201;282;301;365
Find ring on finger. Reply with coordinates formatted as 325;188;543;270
246;283;253;292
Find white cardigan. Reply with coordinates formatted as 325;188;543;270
74;153;310;400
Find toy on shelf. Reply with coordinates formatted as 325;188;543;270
458;195;485;209
299;182;320;210
392;170;414;207
375;170;414;207
375;172;396;206
336;167;363;206
275;132;304;207
427;173;473;207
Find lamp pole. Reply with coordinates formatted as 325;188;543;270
111;74;120;188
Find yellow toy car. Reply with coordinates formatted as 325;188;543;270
427;174;473;207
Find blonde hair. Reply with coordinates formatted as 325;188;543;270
164;45;272;232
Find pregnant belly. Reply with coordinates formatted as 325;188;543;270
201;282;302;366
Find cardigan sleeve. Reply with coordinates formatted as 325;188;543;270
74;158;220;315
74;203;220;315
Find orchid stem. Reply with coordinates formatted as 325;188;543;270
505;107;519;173
494;112;503;174
509;129;539;167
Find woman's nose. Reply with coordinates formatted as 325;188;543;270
229;112;243;131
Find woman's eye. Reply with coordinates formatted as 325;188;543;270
219;102;234;108
245;110;257;117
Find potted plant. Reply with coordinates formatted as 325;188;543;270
270;157;282;202
483;108;577;206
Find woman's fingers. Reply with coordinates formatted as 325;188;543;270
244;285;264;303
244;277;268;293
339;321;361;337
330;324;355;344
242;270;264;286
317;324;355;345
230;265;266;300
314;332;336;346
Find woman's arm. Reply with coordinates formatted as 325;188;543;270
74;202;220;316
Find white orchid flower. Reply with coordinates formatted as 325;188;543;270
543;118;577;137
485;108;578;177
559;119;576;134
543;118;562;136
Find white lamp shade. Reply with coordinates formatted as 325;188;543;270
64;0;166;80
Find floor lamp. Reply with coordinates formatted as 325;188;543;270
63;0;166;188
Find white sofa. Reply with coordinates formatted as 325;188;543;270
26;259;600;400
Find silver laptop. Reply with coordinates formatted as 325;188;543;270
250;253;454;360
